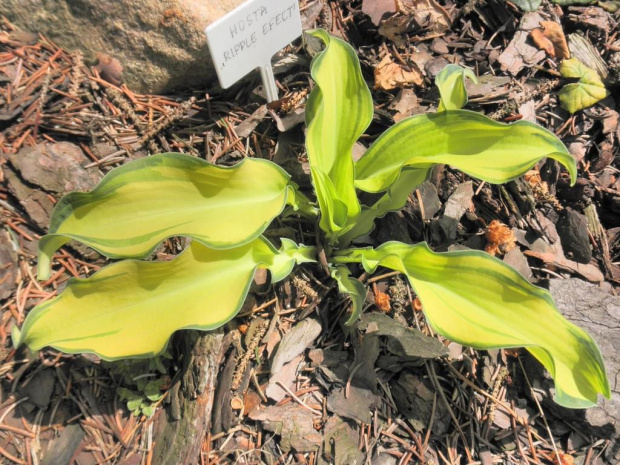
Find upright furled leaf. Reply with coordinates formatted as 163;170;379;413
305;29;373;240
334;242;610;408
355;110;576;193
558;58;609;114
338;169;427;244
14;238;315;360
38;153;290;279
336;64;476;244
435;64;478;111
330;266;366;325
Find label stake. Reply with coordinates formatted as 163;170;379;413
205;0;302;103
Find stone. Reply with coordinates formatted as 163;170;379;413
3;0;245;94
548;279;620;464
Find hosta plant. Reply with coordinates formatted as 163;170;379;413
14;30;609;409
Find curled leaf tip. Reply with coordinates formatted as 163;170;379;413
11;326;22;349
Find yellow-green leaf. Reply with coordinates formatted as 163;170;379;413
331;266;366;325
14;238;315;360
338;169;428;245
354;110;576;193
435;64;478;111
334;242;610;408
558;58;609;114
305;29;373;240
38;153;290;280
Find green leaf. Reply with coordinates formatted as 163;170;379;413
38;153;291;280
141;405;154;417
14;238;315;360
354;110;576;193
144;379;166;401
117;388;143;412
305;29;373;240
435;64;478;111
334;242;610;408
330;266;366;325
558;58;609;114
552;0;594;5
285;184;319;218
511;0;543;11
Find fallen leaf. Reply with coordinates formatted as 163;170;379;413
389;88;419;121
498;13;546;75
530;29;555;56
530;22;570;59
541;21;570;59
523;249;604;282
378;0;451;44
374;55;423;90
362;0;398;26
399;0;451;33
558;58;609;113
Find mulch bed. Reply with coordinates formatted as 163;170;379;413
1;1;619;464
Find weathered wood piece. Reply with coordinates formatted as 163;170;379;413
152;330;224;465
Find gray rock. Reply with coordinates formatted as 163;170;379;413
548;279;620;463
3;0;245;94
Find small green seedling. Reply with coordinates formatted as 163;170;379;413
109;353;170;417
14;30;609;409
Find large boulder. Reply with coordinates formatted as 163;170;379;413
3;0;245;94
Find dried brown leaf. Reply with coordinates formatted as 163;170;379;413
541;21;570;60
374;55;423;90
378;0;451;44
530;22;570;60
530;28;555;57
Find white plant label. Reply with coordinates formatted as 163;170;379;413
205;0;302;102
